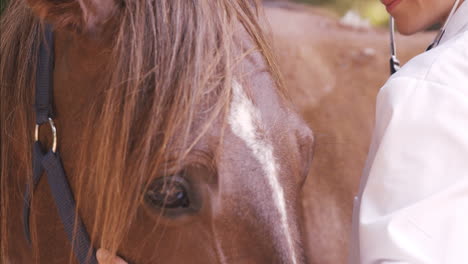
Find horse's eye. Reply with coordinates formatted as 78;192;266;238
145;174;190;209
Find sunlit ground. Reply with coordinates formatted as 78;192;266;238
360;1;389;26
294;0;390;26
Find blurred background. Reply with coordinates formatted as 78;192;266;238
288;0;388;26
0;0;6;15
0;0;388;26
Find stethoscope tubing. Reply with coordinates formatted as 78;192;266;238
389;0;461;75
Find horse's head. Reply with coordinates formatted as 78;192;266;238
1;0;314;263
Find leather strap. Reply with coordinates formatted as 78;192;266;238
23;24;98;264
42;150;97;264
35;24;55;125
23;142;45;245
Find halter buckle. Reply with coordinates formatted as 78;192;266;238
35;118;57;153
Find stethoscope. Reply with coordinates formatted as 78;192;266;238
389;0;461;75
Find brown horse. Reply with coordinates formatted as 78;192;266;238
265;2;435;264
0;1;314;263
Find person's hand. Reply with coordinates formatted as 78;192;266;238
96;248;128;264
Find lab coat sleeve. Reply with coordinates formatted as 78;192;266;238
357;76;468;264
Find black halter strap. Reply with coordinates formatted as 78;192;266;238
23;24;98;264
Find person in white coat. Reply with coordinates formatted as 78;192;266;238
350;0;468;263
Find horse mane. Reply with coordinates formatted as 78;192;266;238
1;1;40;259
0;0;283;261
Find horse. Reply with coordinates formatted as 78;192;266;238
264;2;435;263
0;0;314;263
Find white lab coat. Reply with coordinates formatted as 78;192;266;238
350;2;468;264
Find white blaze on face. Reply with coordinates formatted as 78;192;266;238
228;81;297;264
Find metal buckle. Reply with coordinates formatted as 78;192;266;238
35;118;57;153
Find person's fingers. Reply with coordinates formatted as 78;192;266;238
96;248;128;264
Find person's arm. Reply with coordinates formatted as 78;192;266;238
357;76;468;263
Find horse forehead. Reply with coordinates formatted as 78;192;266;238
232;78;289;131
226;80;294;165
226;80;300;263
